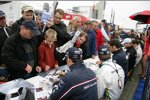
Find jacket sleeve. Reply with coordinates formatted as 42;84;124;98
91;31;96;55
50;24;70;43
38;45;46;70
99;30;104;46
96;69;111;99
50;74;72;100
128;49;137;69
1;38;26;71
11;22;19;34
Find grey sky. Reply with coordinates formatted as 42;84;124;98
23;1;150;29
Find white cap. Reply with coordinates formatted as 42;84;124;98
21;5;34;12
122;38;132;45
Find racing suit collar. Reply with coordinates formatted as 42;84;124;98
69;61;86;71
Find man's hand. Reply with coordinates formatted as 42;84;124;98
47;19;54;28
36;66;42;73
25;64;32;73
92;55;96;59
45;65;50;71
55;64;59;69
96;60;102;65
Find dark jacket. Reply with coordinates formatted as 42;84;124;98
51;62;98;100
50;22;71;47
112;49;128;75
125;46;137;72
49;22;71;66
86;29;96;58
112;49;128;84
0;27;12;64
1;33;39;80
11;17;25;34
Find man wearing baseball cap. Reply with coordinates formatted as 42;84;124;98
11;5;34;34
1;20;41;80
122;38;137;81
51;47;98;100
96;45;125;100
0;10;12;81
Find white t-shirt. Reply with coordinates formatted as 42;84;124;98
134;44;143;67
96;59;125;100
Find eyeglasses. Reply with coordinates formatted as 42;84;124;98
54;16;62;20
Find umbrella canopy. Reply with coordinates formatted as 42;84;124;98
129;10;150;24
63;13;89;22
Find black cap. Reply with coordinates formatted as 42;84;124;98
0;68;9;77
22;20;41;35
98;45;110;55
65;47;82;60
101;19;107;23
0;10;5;18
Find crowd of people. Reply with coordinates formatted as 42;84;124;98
0;4;150;100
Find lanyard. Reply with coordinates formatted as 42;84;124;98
98;62;123;89
3;27;9;38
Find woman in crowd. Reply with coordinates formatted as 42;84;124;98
140;27;150;79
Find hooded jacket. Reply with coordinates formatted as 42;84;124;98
38;41;58;70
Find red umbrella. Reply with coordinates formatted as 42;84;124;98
129;10;150;24
63;13;89;22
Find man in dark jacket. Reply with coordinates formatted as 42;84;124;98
47;9;70;47
82;21;96;59
108;39;128;84
51;47;98;100
0;10;12;81
0;10;12;65
11;5;34;34
1;20;42;80
47;9;71;66
122;38;137;80
91;20;104;51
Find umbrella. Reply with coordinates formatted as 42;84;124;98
129;10;150;24
63;13;89;22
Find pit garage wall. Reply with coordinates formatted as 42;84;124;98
0;1;26;25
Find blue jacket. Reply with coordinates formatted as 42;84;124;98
50;62;98;100
112;49;128;84
86;29;96;57
112;49;128;75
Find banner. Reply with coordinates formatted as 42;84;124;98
41;1;58;32
101;25;110;41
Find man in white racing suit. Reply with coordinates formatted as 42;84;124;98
96;45;125;100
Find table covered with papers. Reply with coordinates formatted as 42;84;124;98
0;57;100;100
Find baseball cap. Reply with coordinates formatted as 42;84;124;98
64;47;82;60
0;10;5;18
101;19;107;23
22;20;41;35
121;38;132;45
21;5;34;12
0;68;9;77
98;45;110;55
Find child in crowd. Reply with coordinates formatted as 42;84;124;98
38;29;58;71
